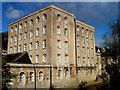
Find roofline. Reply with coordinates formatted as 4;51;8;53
9;4;75;26
76;20;95;30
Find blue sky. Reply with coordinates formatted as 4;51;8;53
2;2;118;46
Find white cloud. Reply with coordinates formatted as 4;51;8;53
6;6;24;19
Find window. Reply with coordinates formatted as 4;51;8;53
86;29;89;37
64;17;68;24
15;35;17;42
10;47;12;53
30;72;34;82
58;70;62;78
64;28;68;37
65;54;68;62
43;14;47;21
30;55;32;61
10;36;13;42
20;72;25;83
19;34;22;40
86;38;89;43
65;70;69;77
36;41;39;49
36;16;40;23
65;41;68;50
57;14;61;21
90;31;93;39
87;48;90;55
14;46;17;53
25;21;27;27
36;55;39;63
15;25;17;32
57;40;61;48
77;69;81;75
88;69;90;75
24;32;27;40
77;35;80;41
82;37;85;44
77;46;80;53
30;19;33;25
18;45;21;52
11;27;13;32
83;57;85;66
43;54;46;62
92;69;94;74
82;47;85;54
43;39;46;48
29;42;32;50
39;72;43;80
57;26;61;35
30;30;33;38
57;54;61;62
82;29;84;34
78;56;80;64
24;44;27;51
77;25;79;31
36;28;39;36
43;25;47;35
19;23;22;30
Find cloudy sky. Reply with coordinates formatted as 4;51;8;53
2;2;119;46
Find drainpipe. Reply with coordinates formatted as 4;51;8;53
50;65;52;89
34;65;36;90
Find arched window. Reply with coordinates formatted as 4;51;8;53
78;56;80;64
14;46;17;53
83;57;85;66
91;48;94;56
65;69;69;77
30;72;34;82
24;44;27;51
30;30;33;38
92;58;94;66
10;36;13;42
77;46;80;53
77;25;79;31
65;41;68;50
65;54;68;62
24;32;27;40
20;72;25;84
88;69;90;75
57;26;61;35
30;19;33;25
11;27;13;32
29;42;32;50
82;37;85;44
43;14;47;21
57;54;61;62
25;21;27;27
77;35;80;41
10;47;12;53
58;70;62;78
18;45;21;52
57;14;61;21
36;28;39;36
87;48;90;55
43;39;46;48
19;23;22;30
77;69;81;75
15;35;17;42
43;25;47;35
36;16;40;23
19;34;22;40
43;54;46;62
39;72;43;80
15;25;17;32
86;29;89;37
82;47;85;54
64;28;68;37
64;17;68;24
88;58;90;66
57;40;61;49
36;55;39;63
36;41;39;49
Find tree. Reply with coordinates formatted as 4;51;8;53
102;19;120;89
1;55;16;89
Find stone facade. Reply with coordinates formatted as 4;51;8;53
7;5;100;88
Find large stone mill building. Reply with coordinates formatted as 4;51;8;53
7;5;102;88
